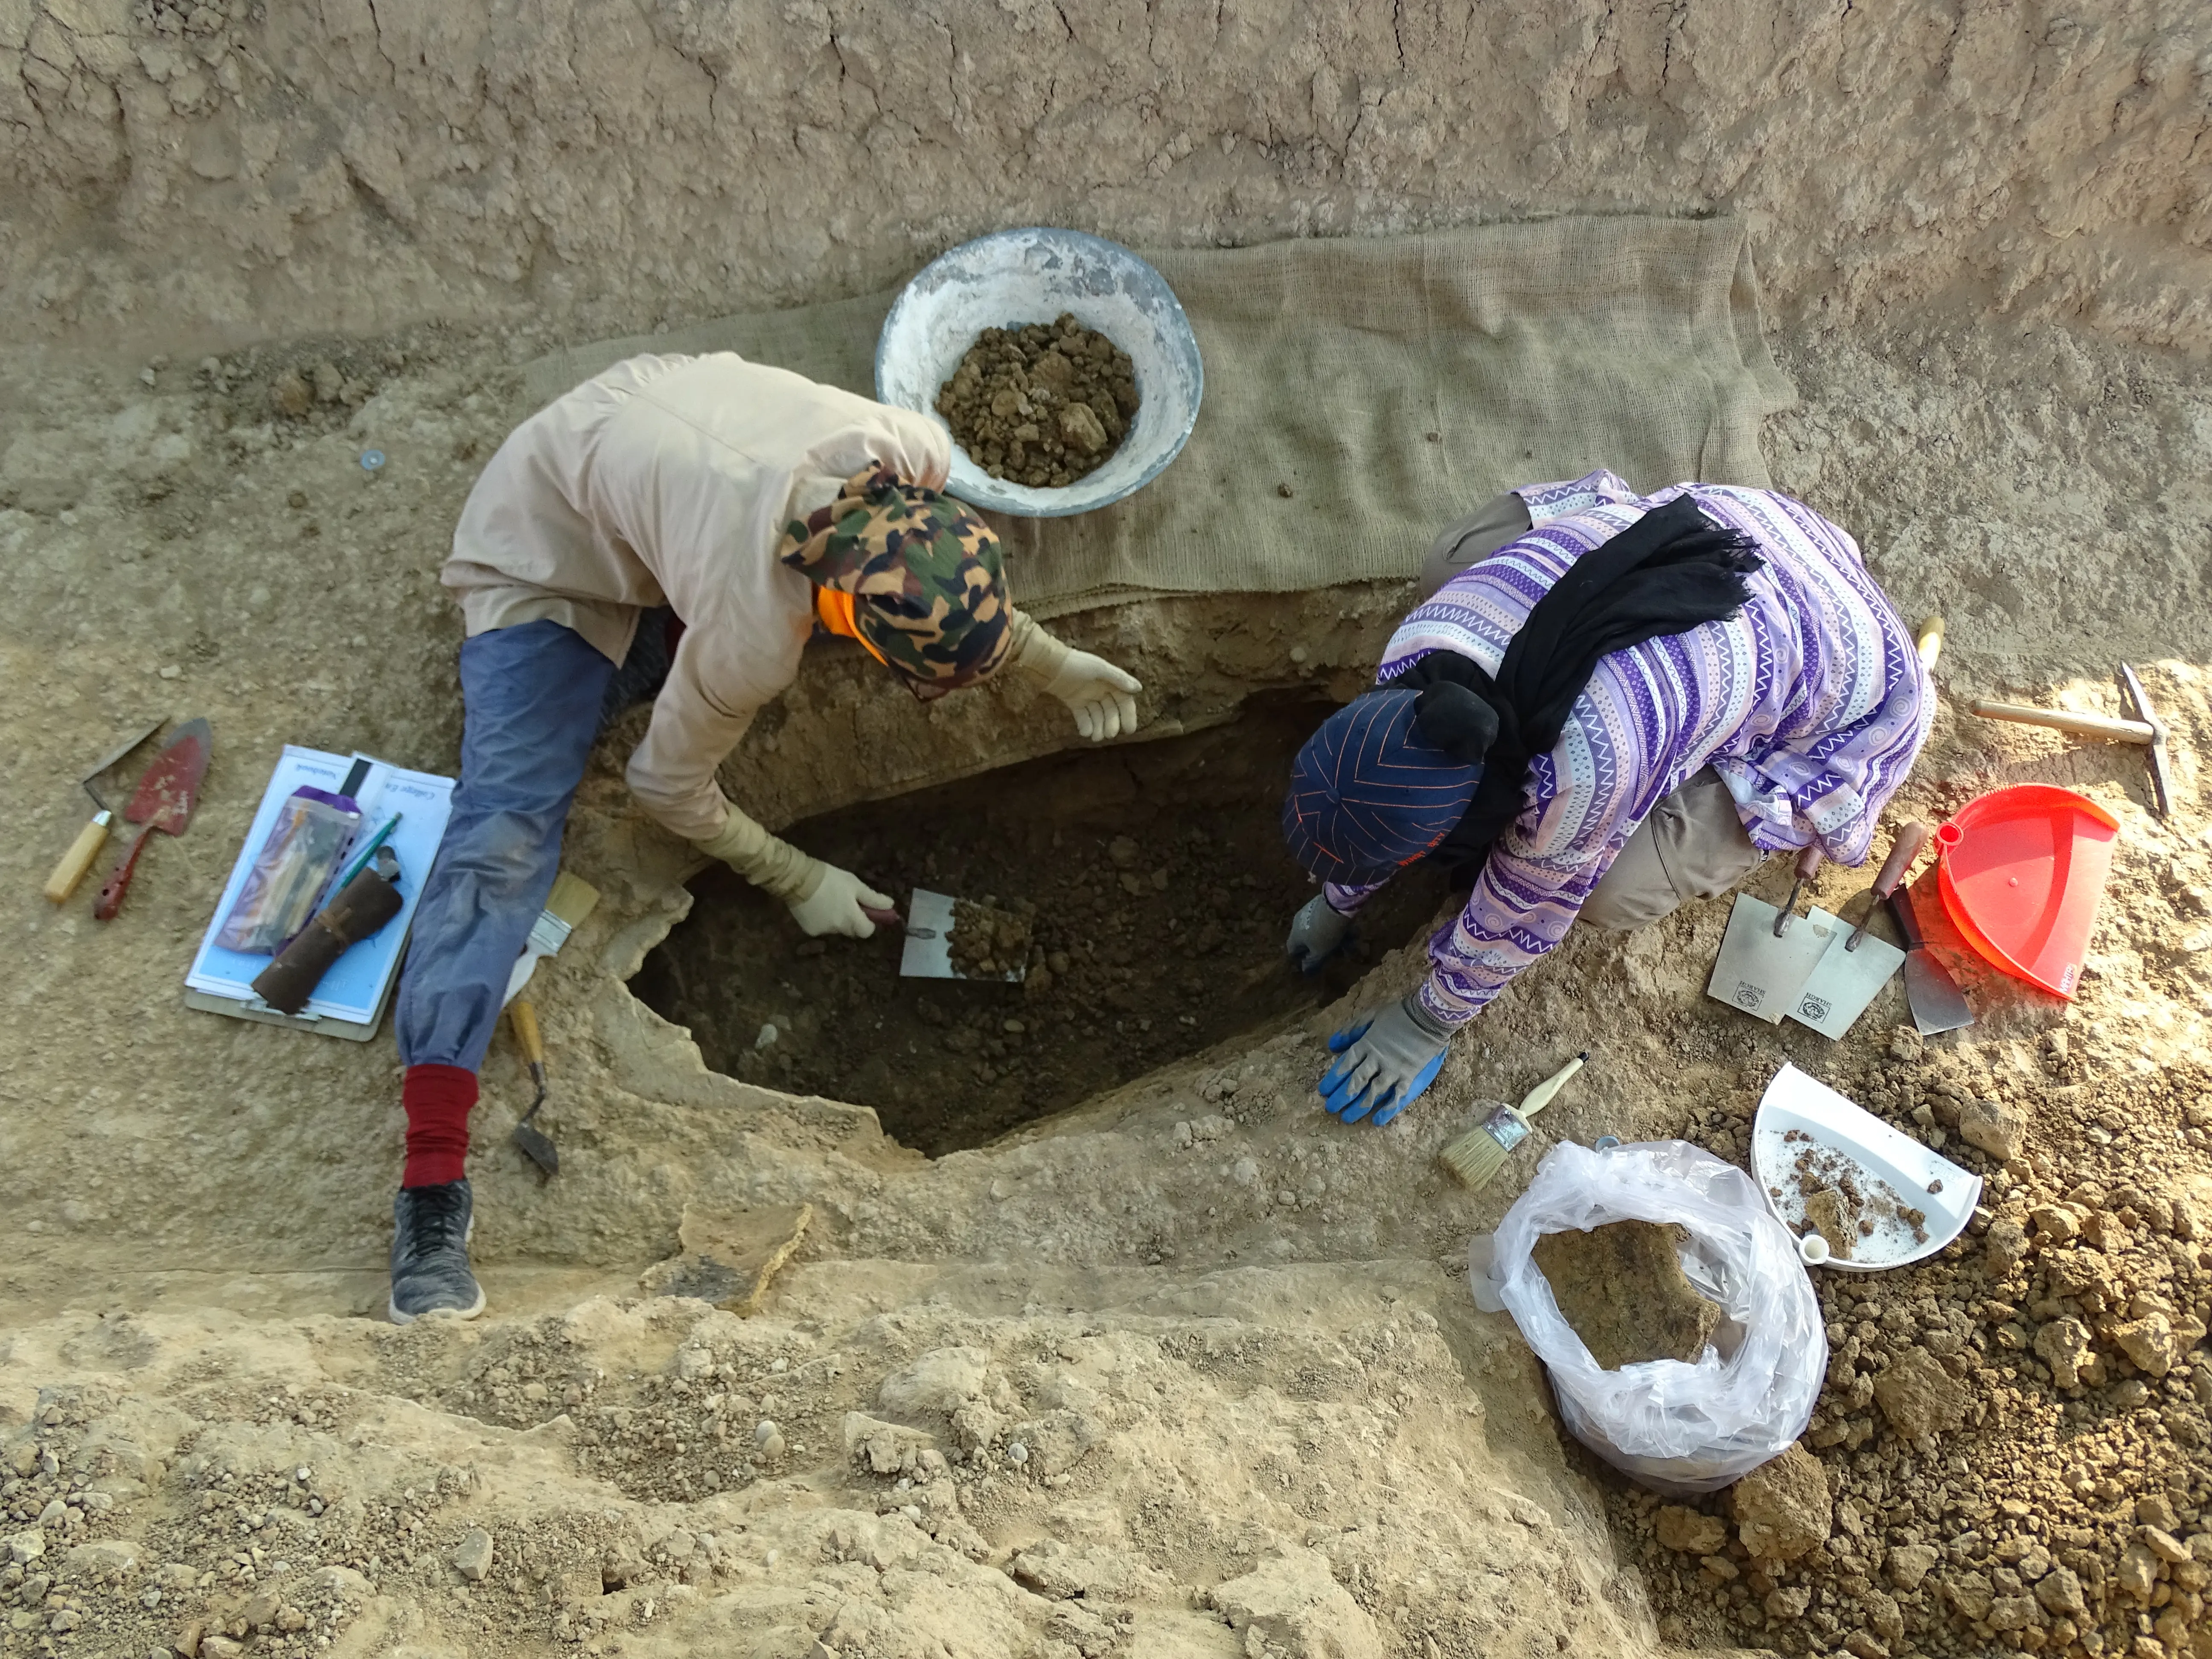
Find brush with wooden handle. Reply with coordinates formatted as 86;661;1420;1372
1438;1052;1589;1192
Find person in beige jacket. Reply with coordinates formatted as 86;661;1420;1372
388;352;1141;1323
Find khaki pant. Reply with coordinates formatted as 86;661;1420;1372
1582;766;1766;932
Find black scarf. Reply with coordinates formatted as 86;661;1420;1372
1389;493;1763;881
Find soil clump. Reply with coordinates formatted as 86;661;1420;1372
1532;1221;1723;1369
946;898;1032;981
634;694;1453;1155
935;314;1138;488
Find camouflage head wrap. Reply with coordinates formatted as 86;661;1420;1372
778;466;1012;696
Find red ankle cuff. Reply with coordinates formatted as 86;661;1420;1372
402;1064;478;1189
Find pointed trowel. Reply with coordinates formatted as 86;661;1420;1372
1889;881;1975;1035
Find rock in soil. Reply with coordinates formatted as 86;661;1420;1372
1729;1442;1832;1561
1870;1345;1972;1441
1531;1221;1721;1371
935;314;1138;488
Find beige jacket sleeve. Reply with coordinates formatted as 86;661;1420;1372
617;363;953;846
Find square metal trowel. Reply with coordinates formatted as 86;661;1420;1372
1786;909;1905;1040
896;889;1028;982
1707;894;1838;1024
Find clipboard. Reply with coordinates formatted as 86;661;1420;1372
185;745;454;1042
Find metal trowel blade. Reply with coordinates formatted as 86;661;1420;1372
896;888;1027;983
1707;893;1838;1025
1787;908;1906;1040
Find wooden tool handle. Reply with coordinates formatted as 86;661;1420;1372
1968;701;2156;742
44;813;112;904
511;998;544;1067
1915;616;1944;674
92;823;155;921
1871;821;1931;899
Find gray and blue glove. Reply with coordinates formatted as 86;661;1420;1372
1285;893;1354;975
1319;994;1453;1125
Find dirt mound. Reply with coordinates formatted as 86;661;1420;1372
936;316;1138;489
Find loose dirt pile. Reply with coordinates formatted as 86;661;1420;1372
945;899;1032;982
934;316;1138;488
1534;1222;1723;1370
634;696;1452;1154
1612;1045;2212;1659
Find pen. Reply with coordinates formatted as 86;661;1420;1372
335;811;403;890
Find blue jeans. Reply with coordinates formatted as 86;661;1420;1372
396;615;671;1072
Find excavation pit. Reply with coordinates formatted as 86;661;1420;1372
633;693;1452;1155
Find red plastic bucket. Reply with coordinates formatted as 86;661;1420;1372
1935;785;2119;1000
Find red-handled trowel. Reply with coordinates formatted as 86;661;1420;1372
93;717;212;921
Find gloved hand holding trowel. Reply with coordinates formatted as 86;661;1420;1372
1277;471;1936;1126
385;354;1147;1324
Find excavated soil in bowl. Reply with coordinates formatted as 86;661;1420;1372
634;693;1452;1154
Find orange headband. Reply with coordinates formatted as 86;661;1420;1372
815;586;889;668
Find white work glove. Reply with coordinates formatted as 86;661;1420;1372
1042;648;1143;742
692;806;888;939
785;863;893;940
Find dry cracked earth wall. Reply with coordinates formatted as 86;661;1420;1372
2;0;2209;357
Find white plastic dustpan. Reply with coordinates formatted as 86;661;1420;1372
1749;1064;1980;1272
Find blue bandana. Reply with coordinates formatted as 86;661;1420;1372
1281;690;1484;884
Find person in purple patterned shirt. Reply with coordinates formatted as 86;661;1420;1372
1281;471;1933;1125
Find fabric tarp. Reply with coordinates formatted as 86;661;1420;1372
523;215;1795;620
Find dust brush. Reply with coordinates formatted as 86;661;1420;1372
1437;1052;1589;1191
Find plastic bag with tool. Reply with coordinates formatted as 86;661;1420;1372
1468;1139;1827;1495
215;787;361;953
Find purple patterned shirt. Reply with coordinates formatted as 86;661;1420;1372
1327;472;1932;1027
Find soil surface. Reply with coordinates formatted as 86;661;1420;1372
934;315;1138;488
1533;1222;1723;1370
633;695;1454;1155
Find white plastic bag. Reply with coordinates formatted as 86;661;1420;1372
1469;1139;1827;1496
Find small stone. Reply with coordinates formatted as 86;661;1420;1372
2138;1493;2181;1530
1866;1588;1904;1643
1655;1506;1729;1555
1730;1444;1831;1561
66;1538;139;1578
754;1420;786;1458
2112;1313;2181;1376
2034;1566;2086;1616
6;1530;45;1564
48;1610;82;1633
452;1527;493;1582
1987;1595;2038;1632
1700;1553;1738;1580
1764;1585;1810;1620
1842;1633;1889;1659
1872;1346;1972;1440
2030;1205;2081;1244
1956;1096;2027;1161
268;371;311;418
2116;1542;2159;1598
1889;1543;1939;1592
2142;1526;2191;1565
1006;1441;1030;1465
2035;1317;2093;1389
1982;1217;2029;1272
200;1639;244;1659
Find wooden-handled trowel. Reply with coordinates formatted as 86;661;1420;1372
93;718;212;921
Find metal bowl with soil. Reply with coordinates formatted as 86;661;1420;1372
874;227;1202;518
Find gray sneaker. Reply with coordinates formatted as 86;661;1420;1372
389;1180;485;1324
